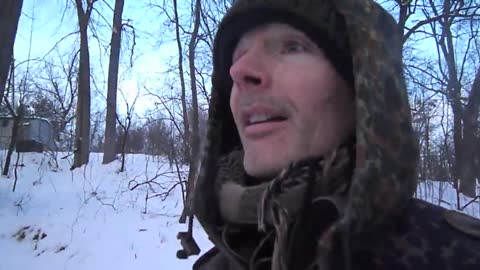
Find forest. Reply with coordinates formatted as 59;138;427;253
1;0;480;213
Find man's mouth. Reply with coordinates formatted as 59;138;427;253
247;113;288;126
239;104;290;137
241;108;289;138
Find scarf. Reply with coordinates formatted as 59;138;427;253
214;139;356;270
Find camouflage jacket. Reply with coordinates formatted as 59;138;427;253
192;0;480;269
193;198;480;270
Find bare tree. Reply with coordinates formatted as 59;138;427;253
389;0;480;199
461;66;480;197
426;0;480;198
72;0;96;169
144;115;175;162
33;57;78;147
2;63;23;176
103;0;125;164
178;0;203;226
0;0;23;106
115;91;138;172
90;109;105;152
172;0;191;161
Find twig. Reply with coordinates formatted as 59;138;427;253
12;152;21;192
146;181;182;201
128;171;176;191
460;196;480;211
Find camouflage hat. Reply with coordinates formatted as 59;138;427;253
213;0;354;91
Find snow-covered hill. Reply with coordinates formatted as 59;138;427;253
0;152;211;270
0;151;478;270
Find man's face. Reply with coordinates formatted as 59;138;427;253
229;23;355;178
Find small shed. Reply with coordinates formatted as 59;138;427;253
0;116;56;152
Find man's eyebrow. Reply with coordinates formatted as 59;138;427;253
232;30;313;61
232;43;245;61
232;37;250;61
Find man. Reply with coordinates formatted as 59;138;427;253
193;0;480;269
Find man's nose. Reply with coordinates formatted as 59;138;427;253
229;48;270;91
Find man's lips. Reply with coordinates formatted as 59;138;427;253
240;104;289;128
240;104;289;138
244;120;287;138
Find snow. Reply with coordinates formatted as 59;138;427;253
0;152;212;270
415;179;480;218
1;151;479;270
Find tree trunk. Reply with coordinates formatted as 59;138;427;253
434;0;476;197
2;117;20;176
0;0;23;105
120;127;128;172
2;106;24;176
72;0;93;169
103;0;125;164
396;0;409;40
180;0;201;223
460;66;480;197
425;116;431;179
173;0;191;162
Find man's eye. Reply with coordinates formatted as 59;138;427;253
282;40;308;54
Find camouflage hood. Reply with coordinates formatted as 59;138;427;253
194;0;419;266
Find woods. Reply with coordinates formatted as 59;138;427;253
397;0;480;201
1;0;479;210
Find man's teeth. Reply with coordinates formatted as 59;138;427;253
249;114;271;124
248;114;287;124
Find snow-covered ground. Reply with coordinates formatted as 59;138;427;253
0;151;479;270
416;178;480;218
0;152;211;270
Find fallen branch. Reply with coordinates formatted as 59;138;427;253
460;195;480;211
